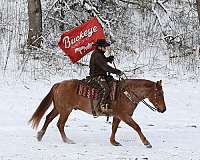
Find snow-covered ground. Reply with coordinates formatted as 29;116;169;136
0;77;200;160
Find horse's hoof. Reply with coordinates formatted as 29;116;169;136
68;140;76;144
112;141;122;146
37;136;42;141
64;138;75;144
37;131;44;141
145;144;152;148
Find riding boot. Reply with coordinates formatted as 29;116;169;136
97;76;112;113
100;103;108;112
100;96;112;113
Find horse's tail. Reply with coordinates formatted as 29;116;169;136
28;83;59;129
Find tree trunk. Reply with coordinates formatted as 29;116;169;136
27;0;42;48
197;0;200;25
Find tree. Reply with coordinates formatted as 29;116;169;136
197;0;200;25
27;0;43;48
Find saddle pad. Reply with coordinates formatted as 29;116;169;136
77;81;117;101
77;84;98;100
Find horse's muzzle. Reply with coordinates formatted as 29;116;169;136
158;108;166;113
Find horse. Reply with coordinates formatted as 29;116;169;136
29;79;166;148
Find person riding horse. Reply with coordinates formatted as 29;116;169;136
89;39;123;112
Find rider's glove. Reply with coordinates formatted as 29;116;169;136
116;70;123;76
107;56;114;63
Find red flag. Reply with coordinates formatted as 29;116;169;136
58;17;105;63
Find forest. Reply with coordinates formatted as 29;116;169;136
0;0;199;81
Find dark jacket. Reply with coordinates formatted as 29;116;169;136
89;49;121;77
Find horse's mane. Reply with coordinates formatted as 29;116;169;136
124;79;155;89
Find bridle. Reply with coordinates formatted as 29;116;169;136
120;75;158;112
123;88;158;112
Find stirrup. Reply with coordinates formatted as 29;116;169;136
100;103;108;109
100;104;112;113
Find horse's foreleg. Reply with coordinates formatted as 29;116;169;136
110;117;122;146
57;110;75;144
120;115;152;148
37;108;58;141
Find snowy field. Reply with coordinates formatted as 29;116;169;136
0;77;200;160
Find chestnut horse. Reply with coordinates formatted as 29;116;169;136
29;79;166;148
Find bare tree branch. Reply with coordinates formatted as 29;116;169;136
196;0;200;25
118;0;140;6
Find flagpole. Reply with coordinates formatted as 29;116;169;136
108;47;116;68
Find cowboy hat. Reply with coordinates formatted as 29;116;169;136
95;39;110;47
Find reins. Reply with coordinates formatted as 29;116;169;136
141;99;157;111
119;73;157;112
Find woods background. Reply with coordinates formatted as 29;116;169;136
0;0;200;81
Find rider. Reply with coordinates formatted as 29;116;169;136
89;39;123;112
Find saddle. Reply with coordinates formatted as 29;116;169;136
77;76;118;116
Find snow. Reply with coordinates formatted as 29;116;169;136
0;77;200;160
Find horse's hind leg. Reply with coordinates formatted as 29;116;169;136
120;115;152;148
110;116;122;146
57;109;75;144
37;108;58;141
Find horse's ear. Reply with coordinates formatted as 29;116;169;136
156;80;162;86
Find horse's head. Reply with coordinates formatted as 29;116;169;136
148;80;166;113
